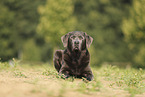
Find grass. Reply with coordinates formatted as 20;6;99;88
100;65;145;96
0;60;145;97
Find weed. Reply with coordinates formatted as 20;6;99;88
109;82;115;87
66;76;75;82
42;68;58;78
116;80;124;87
122;70;145;95
77;80;101;94
101;65;145;96
0;62;10;70
42;70;56;78
14;71;27;78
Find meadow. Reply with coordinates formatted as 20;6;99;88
0;59;145;97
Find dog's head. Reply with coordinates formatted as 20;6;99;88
61;31;93;52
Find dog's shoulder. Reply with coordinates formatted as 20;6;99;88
81;49;90;56
54;50;64;58
63;49;67;54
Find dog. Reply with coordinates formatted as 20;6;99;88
53;31;93;81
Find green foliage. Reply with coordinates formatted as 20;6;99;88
122;0;145;67
36;0;132;66
37;0;77;47
0;2;18;60
0;0;46;61
1;0;145;68
22;39;41;62
122;0;145;42
74;0;131;66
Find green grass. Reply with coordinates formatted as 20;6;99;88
0;60;145;97
100;65;145;96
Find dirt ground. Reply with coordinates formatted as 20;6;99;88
0;65;145;97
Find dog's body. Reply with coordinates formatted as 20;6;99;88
53;31;93;81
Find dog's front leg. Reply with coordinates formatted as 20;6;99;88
85;73;93;81
82;72;93;81
82;66;93;81
59;66;70;79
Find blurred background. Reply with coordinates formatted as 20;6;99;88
0;0;145;68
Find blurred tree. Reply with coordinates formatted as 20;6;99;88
0;0;46;61
37;0;77;49
74;0;132;66
122;0;145;67
1;0;137;66
23;39;41;61
3;0;45;38
0;2;18;61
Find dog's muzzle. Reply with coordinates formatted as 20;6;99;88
74;40;80;51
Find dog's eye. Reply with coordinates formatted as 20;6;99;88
78;36;83;39
70;36;76;39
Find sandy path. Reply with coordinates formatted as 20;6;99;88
0;66;144;97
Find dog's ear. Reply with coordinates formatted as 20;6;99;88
84;32;93;48
61;33;70;48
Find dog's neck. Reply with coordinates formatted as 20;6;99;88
65;49;81;59
66;48;88;60
72;50;81;59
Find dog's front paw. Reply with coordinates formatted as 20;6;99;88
86;74;93;81
59;73;70;79
83;73;93;81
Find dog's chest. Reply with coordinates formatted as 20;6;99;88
71;56;82;66
72;60;77;65
71;59;81;75
64;51;87;68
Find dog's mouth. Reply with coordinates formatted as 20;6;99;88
74;47;79;50
73;45;80;51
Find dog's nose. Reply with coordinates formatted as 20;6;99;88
74;41;79;44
